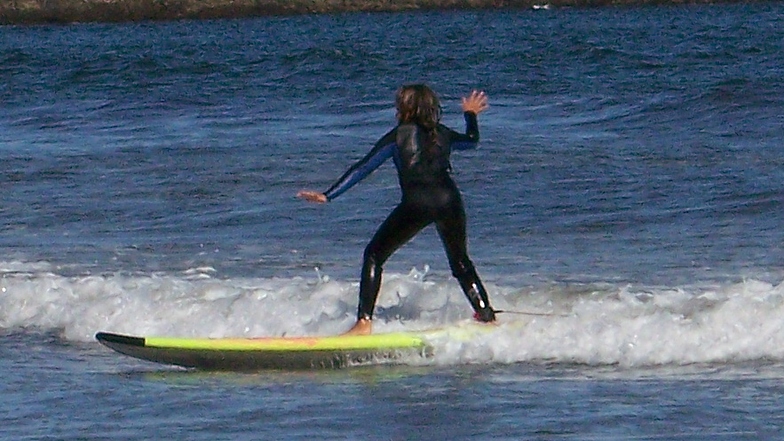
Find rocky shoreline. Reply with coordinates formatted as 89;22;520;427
0;0;759;25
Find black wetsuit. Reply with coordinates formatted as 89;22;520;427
323;112;496;322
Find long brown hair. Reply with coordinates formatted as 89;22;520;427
395;84;442;131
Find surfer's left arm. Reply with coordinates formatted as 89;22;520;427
297;129;397;203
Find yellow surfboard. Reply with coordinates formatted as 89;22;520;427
95;320;503;370
96;331;430;370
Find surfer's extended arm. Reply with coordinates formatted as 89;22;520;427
298;128;397;203
449;90;489;151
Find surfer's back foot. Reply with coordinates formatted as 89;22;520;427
474;308;496;323
343;318;372;336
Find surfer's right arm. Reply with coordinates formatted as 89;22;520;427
447;90;490;151
298;128;397;203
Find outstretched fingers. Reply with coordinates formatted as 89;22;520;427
461;90;489;115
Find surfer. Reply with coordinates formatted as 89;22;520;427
298;84;496;335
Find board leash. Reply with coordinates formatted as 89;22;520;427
494;309;570;318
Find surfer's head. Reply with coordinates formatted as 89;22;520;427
395;84;441;130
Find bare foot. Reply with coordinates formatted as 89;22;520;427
343;318;372;336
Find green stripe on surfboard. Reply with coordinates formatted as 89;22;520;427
141;333;426;351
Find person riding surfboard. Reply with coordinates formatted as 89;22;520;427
298;85;496;335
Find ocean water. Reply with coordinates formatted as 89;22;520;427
2;3;784;439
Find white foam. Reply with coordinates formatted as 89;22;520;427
2;261;784;367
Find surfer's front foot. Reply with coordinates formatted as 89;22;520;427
343;318;372;336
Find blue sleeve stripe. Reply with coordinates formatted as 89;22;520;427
325;142;396;201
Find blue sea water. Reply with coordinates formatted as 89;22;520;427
2;3;784;439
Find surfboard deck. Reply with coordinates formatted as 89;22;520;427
95;331;431;370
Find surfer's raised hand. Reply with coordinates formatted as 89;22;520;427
297;190;328;203
461;90;489;115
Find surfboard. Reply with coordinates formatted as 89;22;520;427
95;331;430;370
95;319;506;371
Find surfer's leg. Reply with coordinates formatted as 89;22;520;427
436;205;496;323
357;204;429;322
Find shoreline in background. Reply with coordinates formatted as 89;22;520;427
0;0;759;25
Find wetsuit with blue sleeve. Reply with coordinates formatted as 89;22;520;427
323;112;496;323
